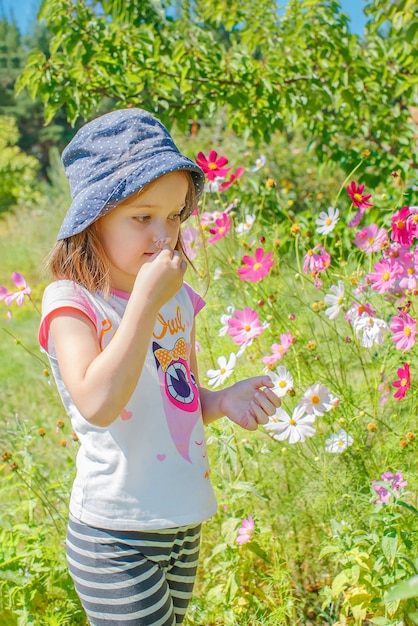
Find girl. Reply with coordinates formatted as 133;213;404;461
39;108;280;626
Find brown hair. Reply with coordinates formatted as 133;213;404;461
45;172;199;297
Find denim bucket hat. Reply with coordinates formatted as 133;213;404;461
58;108;205;240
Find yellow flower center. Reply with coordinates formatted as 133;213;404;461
338;440;344;446
218;227;225;235
244;324;251;331
367;237;375;244
404;327;411;336
220;368;226;374
354;193;363;202
401;377;408;387
311;394;320;405
254;262;262;271
279;381;287;388
326;218;332;225
382;271;390;281
289;419;296;425
396;220;405;229
408;267;414;275
208;162;217;170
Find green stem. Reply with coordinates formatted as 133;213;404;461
2;328;49;369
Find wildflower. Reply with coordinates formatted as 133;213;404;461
392;362;410;401
354;224;388;253
324;280;345;320
303;245;331;274
290;223;300;236
237;247;274;283
262;332;294;364
227;307;264;345
353;313;388;348
213;267;223;280
236;214;256;236
325;428;353;453
0;273;32;306
315;207;340;235
345;301;377;325
398;250;418;290
378;381;390;406
38;428;46;437
196;150;231;181
219;167;245;192
372;471;407;504
236;515;255;545
181;224;200;261
265;404;316;444
250;154;266;172
406;431;415;440
266;177;275;188
346;181;373;210
218;305;235;336
390;311;417;352
208;213;231;243
367;423;376;431
391;206;414;246
366;258;403;294
269;366;294;397
206;353;236;388
400;439;408;449
299;383;334;417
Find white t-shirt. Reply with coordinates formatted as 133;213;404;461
39;280;218;530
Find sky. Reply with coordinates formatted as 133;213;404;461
1;0;368;36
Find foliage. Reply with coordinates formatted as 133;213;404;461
16;0;418;184
0;115;41;213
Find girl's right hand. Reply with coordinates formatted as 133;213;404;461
133;243;187;309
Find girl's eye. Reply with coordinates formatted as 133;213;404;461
169;212;183;221
134;215;150;223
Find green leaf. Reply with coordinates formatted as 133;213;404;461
381;531;398;566
385;575;418;602
246;541;271;564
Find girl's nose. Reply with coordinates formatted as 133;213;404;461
153;236;172;249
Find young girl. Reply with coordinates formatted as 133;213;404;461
39;108;280;626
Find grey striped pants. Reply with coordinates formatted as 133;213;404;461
66;515;201;625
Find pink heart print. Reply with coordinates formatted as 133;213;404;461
120;409;133;421
157;453;166;462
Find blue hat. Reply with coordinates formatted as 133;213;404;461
58;108;205;240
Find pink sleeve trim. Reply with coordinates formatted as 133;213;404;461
184;283;205;316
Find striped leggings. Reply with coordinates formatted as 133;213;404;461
66;516;201;626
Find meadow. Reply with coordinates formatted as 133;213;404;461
0;132;417;625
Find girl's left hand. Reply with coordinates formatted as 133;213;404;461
220;376;281;431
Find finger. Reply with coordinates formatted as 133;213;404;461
248;401;269;425
253;390;281;415
239;412;259;431
250;375;274;390
262;387;282;408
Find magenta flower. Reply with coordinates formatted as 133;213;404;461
219;167;245;192
227;307;264;345
392;362;410;401
366;258;403;294
302;245;331;274
372;471;407;504
347;181;373;210
390;311;417;352
354;224;388;253
237;247;274;282
196;150;231;181
398;250;418;290
262;332;295;364
236;515;254;545
0;273;32;306
208;213;231;243
391;206;414;246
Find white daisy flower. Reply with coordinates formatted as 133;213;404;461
250;154;266;172
299;383;334;416
235;214;256;236
269;366;294;397
353;313;388;348
315;207;340;235
325;428;354;453
324;280;345;320
264;404;316;444
206;353;236;388
213;267;223;280
218;305;235;336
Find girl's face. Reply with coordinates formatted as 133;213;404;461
96;171;189;293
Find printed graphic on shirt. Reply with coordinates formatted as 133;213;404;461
153;337;200;463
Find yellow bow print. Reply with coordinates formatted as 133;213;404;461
155;338;188;372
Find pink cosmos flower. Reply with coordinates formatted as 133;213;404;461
366;258;403;294
372;471;407;504
219;167;245;192
181;224;200;261
237;247;274;282
390;311;417;352
302;245;331;274
262;332;295;364
353;224;388;253
208;213;231;243
227;307;264;345
347;181;373;210
0;272;32;306
196;150;231;181
236;515;254;545
398;250;418;290
392;362;410;401
345;302;377;325
391;206;414;246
